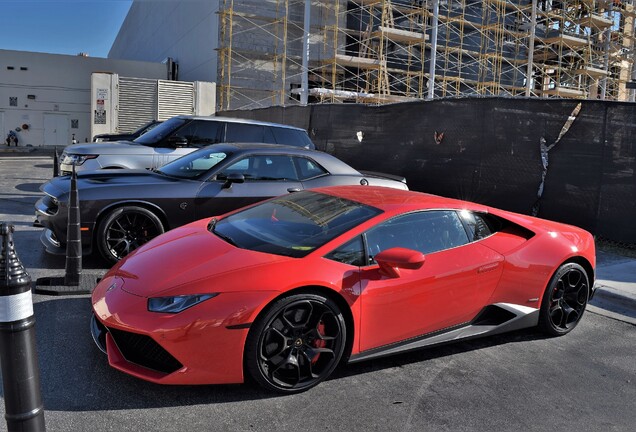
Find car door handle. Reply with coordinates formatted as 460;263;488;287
287;187;301;193
477;262;501;273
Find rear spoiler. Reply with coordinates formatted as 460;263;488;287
359;170;407;184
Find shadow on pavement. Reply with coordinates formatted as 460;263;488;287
25;298;272;411
4;297;551;413
15;182;43;193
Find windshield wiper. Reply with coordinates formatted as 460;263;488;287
207;217;217;232
207;218;238;247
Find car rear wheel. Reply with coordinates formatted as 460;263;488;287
539;262;589;336
97;206;164;263
245;293;346;393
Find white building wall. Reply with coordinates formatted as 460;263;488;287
0;49;167;146
108;0;219;83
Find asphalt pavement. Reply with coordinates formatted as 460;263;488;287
0;148;634;432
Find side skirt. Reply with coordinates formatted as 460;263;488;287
348;303;539;364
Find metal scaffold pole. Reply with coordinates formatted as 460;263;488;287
301;0;311;105
427;0;439;100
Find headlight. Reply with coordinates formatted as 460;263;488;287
147;293;218;314
60;153;98;166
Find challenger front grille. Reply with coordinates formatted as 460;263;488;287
107;327;183;374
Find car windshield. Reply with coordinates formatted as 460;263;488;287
211;190;382;258
134;117;187;145
157;147;229;179
135;120;161;136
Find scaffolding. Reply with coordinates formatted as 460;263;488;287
218;0;636;110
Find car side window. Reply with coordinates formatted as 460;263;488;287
325;236;366;266
365;210;469;264
217;155;298;181
224;123;265;142
272;128;302;146
173;121;223;147
458;211;494;241
294;157;328;180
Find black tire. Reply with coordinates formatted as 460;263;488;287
96;205;164;263
245;292;346;394
538;262;589;336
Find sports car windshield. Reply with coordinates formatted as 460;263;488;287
211;190;382;258
157;148;229;179
134;117;187;145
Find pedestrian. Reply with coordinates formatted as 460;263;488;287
5;131;18;146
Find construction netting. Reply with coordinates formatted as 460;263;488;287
220;97;636;245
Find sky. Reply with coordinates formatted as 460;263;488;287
0;0;133;58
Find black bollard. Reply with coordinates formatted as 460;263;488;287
52;147;59;177
64;164;81;286
0;223;46;432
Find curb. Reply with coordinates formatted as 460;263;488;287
589;284;636;325
0;146;56;156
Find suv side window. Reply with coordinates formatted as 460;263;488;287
173;120;223;147
224;123;265;142
272;128;303;146
365;211;469;264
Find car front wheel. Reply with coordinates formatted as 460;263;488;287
96;205;164;263
245;293;346;393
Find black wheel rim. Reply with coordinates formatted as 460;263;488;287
548;267;588;331
257;299;343;390
105;212;162;260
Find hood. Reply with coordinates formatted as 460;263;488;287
112;220;289;297
62;141;147;156
41;170;186;199
75;169;183;187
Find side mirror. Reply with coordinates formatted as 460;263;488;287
222;173;245;189
374;247;425;278
168;136;188;148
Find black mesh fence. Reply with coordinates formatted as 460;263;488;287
220;97;636;245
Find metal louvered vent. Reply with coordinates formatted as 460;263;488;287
118;77;158;133
157;80;195;121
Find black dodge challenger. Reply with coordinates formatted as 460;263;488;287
36;143;408;263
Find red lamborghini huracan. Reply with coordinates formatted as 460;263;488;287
91;186;596;393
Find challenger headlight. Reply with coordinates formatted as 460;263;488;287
60;153;98;166
147;293;218;314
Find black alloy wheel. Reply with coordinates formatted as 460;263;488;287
245;293;346;393
539;262;589;336
97;206;164;263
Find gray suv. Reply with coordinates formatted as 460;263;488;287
59;116;315;175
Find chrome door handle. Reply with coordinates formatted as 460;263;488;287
287;188;301;193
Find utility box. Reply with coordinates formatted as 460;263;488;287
91;73;216;139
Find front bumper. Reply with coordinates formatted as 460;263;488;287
91;275;276;385
60;158;102;176
35;194;95;256
38;228;94;256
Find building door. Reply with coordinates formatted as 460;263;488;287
44;113;69;146
0;112;4;144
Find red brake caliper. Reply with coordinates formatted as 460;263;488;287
312;320;326;364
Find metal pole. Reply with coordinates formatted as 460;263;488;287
301;0;311;105
52;147;59;178
427;0;439;100
525;0;538;97
0;223;46;432
601;3;614;100
64;164;81;286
